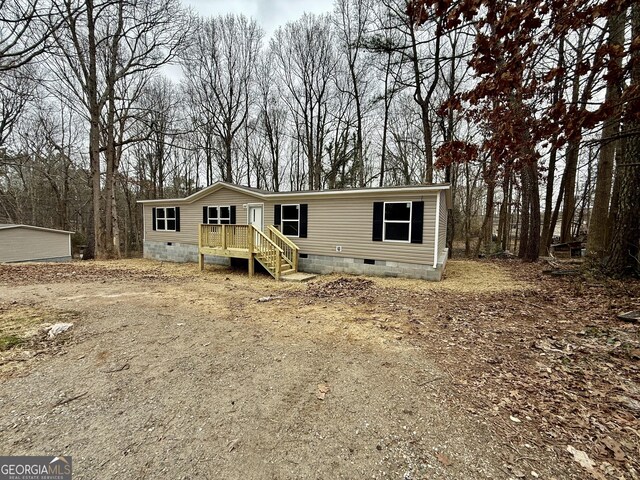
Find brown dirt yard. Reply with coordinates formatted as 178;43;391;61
0;259;638;480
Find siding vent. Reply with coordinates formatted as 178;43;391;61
364;259;376;265
335;246;342;253
300;253;308;259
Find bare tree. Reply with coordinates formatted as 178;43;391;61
181;14;263;183
255;52;287;191
587;10;625;259
0;64;35;147
380;0;446;184
50;0;189;258
335;0;374;187
271;14;337;190
0;0;66;71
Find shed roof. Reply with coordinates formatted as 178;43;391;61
0;224;74;235
137;181;452;207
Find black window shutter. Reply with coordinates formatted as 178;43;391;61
372;202;383;241
152;207;157;231
299;204;308;238
203;206;208;224
230;205;236;224
274;204;281;227
175;207;181;232
411;201;424;244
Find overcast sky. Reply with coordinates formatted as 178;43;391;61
183;0;336;37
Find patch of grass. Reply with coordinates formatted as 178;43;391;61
371;260;532;294
0;334;25;351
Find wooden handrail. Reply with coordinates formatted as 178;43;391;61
252;225;285;280
267;225;299;272
252;225;283;255
267;225;299;252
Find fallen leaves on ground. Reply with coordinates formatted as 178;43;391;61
0;262;170;285
297;261;640;479
306;277;374;298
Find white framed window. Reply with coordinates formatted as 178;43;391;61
383;201;412;242
156;207;177;231
207;206;231;224
281;204;300;237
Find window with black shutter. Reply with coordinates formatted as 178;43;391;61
206;205;231;224
154;207;177;232
372;201;423;243
281;204;300;237
383;202;411;242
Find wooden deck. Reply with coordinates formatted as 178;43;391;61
198;224;300;280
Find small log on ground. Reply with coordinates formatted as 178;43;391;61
617;311;640;324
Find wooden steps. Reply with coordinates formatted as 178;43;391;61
199;224;301;281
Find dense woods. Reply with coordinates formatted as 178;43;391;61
0;0;638;275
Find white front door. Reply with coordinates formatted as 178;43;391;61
248;205;263;231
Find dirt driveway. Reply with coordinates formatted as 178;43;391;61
0;260;638;479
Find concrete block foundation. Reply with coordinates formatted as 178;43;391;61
143;241;448;281
143;241;230;266
298;250;448;281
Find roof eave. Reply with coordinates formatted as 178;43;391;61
0;225;74;235
138;182;450;205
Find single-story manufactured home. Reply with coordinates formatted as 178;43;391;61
138;182;450;281
0;224;73;263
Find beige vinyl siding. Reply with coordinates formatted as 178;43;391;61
265;193;438;265
143;185;440;266
144;188;259;245
0;228;70;262
438;190;447;258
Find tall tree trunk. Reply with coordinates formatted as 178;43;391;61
560;140;580;242
503;174;513;251
574;147;593;238
225;135;232;182
86;0;102;259
546;168;567;250
520;161;541;261
464;161;472;256
408;18;439;184
476;158;496;256
560;32;585;243
540;37;565;254
604;5;640;276
498;172;510;251
349;60;364;188
587;12;625;258
607;144;623;237
104;100;116;258
420;101;434;183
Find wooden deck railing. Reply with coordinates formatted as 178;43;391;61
200;224;250;250
267;225;299;272
199;224;286;280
